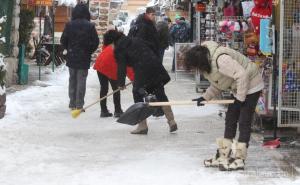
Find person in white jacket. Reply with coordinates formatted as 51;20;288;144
184;41;264;171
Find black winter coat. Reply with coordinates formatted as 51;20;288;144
156;21;170;50
114;36;170;93
128;14;160;56
60;4;99;69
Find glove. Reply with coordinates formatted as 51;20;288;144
145;94;157;102
138;88;148;97
192;97;206;106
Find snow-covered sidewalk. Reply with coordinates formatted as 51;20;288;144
0;52;299;185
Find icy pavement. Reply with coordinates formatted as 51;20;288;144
0;50;300;185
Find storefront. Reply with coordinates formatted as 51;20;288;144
185;0;300;129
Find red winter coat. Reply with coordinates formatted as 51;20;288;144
94;45;134;81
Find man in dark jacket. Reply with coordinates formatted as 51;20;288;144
128;7;160;57
170;16;190;72
60;3;99;110
114;35;178;135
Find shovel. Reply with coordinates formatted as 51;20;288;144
71;81;132;118
117;99;234;125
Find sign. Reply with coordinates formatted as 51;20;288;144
35;0;53;6
195;2;206;12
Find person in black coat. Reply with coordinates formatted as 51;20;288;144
60;3;99;110
128;7;160;57
156;16;172;63
114;35;178;135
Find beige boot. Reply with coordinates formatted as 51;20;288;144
130;120;148;135
162;106;178;132
219;142;247;171
204;138;232;167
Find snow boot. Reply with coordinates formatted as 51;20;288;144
130;120;148;135
204;138;232;167
219;142;247;171
162;106;178;132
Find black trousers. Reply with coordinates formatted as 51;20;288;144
224;91;261;144
97;72;121;112
132;83;169;103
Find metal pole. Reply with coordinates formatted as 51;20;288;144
52;2;55;72
39;6;42;80
197;11;200;44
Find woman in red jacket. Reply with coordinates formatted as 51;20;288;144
94;30;134;117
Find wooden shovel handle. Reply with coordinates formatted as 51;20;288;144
83;81;132;111
148;100;234;107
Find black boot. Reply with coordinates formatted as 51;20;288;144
100;111;113;117
114;110;124;118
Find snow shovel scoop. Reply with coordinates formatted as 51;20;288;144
117;99;234;125
71;82;132;118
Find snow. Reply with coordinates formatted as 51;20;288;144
0;18;6;96
147;0;159;7
57;0;77;7
0;86;5;95
0;53;300;184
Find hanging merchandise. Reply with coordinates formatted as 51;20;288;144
250;0;272;34
198;1;217;42
241;0;255;18
223;0;236;16
259;18;272;56
217;17;246;52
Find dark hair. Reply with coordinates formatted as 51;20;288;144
103;30;124;46
72;3;91;21
184;45;211;73
146;7;156;14
179;17;185;21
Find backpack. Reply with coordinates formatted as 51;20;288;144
172;23;189;43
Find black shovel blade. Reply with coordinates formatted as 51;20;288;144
117;102;155;125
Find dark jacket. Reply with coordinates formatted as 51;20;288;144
60;4;99;69
156;20;170;50
128;14;160;56
114;36;170;93
170;20;190;45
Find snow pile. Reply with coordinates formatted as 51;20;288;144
32;80;51;87
57;0;77;7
